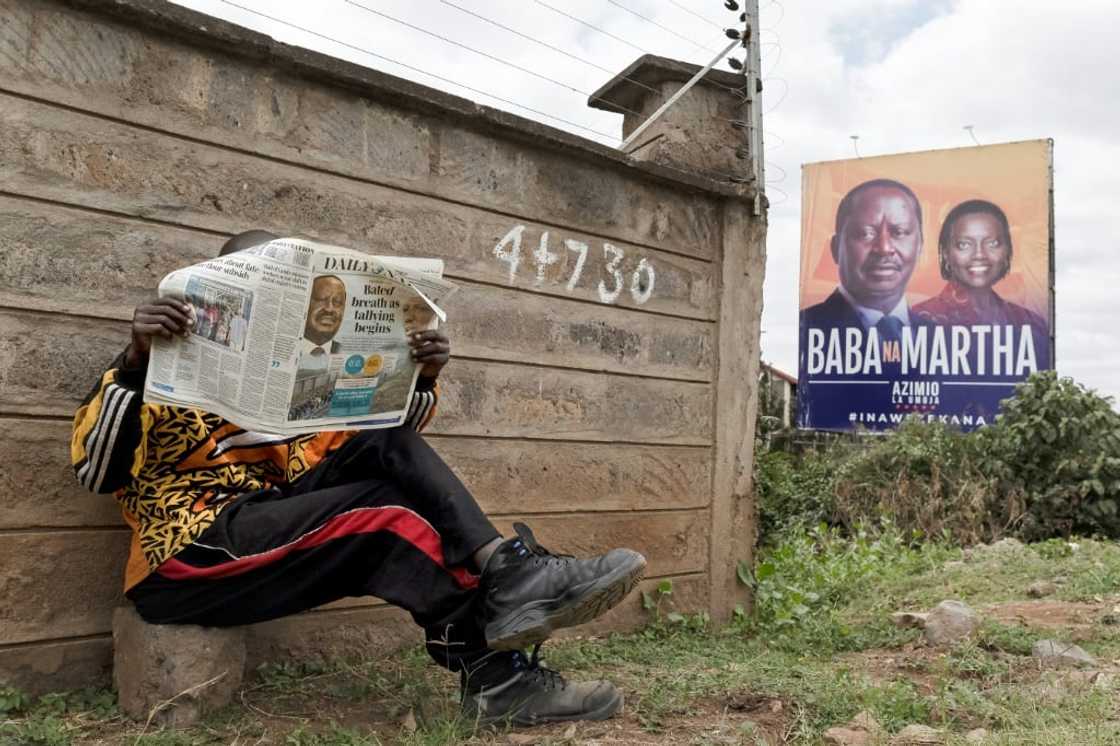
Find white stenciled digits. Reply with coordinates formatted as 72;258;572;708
598;243;625;304
493;224;524;284
493;224;656;306
533;231;559;286
630;257;655;304
563;239;589;292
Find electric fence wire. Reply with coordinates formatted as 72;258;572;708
532;0;645;54
439;0;779;188
439;0;754;133
216;0;766;187
763;77;788;115
214;0;621;142
763;0;785;30
532;0;747;98
605;0;721;53
765;161;787;185
766;183;789;206
343;0;659;125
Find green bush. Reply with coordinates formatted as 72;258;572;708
755;448;840;534
756;371;1120;545
831;419;997;545
980;371;1120;540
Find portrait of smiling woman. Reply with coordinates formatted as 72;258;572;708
913;199;1050;366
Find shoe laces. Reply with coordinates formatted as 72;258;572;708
512;642;567;692
513;522;574;568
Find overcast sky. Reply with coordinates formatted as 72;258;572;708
171;0;1117;403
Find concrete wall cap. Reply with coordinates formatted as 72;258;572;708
588;54;747;115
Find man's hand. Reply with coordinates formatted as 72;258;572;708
409;329;450;379
125;297;195;369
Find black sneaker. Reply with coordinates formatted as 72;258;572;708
462;645;623;727
479;522;646;650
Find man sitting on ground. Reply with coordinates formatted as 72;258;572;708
71;230;646;726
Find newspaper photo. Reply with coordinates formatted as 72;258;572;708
144;238;456;435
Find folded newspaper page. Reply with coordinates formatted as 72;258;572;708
144;238;456;435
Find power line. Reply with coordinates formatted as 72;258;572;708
214;0;620;141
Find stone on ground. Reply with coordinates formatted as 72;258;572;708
890;724;944;745
1026;580;1057;598
823;711;883;746
965;728;989;743
113;606;246;727
922;600;978;646
1031;639;1097;668
890;611;929;629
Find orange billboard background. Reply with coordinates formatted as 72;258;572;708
800;140;1052;319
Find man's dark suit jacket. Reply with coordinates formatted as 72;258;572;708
800;288;863;336
797;288;933;431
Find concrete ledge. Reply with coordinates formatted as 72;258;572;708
113;607;246;727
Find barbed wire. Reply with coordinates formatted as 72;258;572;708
215;0;621;141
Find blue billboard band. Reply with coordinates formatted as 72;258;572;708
798;321;1052;432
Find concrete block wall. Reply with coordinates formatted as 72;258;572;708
0;0;766;694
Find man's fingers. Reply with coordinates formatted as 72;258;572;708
408;330;448;345
135;311;189;336
411;344;449;361
411;341;449;353
136;304;192;328
133;321;175;339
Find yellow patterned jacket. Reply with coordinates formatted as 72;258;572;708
71;352;439;591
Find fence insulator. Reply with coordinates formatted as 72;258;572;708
724;0;739;10
724;28;741;39
727;57;743;70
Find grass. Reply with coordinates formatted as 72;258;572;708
6;532;1120;744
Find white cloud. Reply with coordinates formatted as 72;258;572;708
172;0;1118;403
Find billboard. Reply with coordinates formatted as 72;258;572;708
797;140;1054;432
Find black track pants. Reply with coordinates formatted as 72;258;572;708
128;427;502;674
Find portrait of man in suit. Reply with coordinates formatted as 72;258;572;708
300;274;347;373
801;178;925;344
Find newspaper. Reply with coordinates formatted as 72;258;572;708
144;238;456;435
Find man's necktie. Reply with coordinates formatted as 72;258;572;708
876;315;904;344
